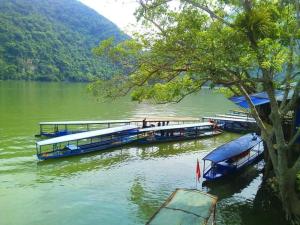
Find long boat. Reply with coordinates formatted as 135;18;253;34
215;114;255;121
36;125;139;160
146;189;217;225
227;109;251;117
203;133;264;181
137;122;222;144
37;117;201;137
36;120;132;137
202;116;258;133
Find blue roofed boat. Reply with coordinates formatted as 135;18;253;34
137;122;222;144
203;133;264;181
229;90;292;109
36;125;139;160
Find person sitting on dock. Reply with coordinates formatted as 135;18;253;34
142;118;147;128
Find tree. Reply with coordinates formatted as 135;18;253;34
92;0;300;222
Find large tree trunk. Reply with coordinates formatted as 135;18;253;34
278;169;300;222
264;135;300;223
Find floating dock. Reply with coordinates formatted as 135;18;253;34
147;189;217;225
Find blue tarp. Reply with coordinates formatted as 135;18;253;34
229;90;289;109
203;134;262;163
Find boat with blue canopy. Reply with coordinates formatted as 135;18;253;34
137;122;222;144
203;133;264;181
36;125;138;160
146;189;217;225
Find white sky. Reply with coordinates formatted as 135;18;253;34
79;0;140;33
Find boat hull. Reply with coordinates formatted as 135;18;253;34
37;136;137;160
136;130;222;145
203;148;264;181
222;121;259;133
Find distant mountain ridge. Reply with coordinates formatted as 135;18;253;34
0;0;128;81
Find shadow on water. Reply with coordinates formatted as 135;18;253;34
35;147;133;181
129;177;164;223
204;160;264;200
203;159;289;225
131;137;218;159
217;185;289;225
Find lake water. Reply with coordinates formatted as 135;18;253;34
0;81;287;225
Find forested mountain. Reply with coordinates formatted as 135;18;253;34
0;0;128;81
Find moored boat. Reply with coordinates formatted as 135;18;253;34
215;114;255;121
203;133;264;181
36;117;201;137
202;116;259;133
36;120;132;137
36;125;138;160
137;122;222;144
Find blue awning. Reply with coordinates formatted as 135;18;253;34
203;134;262;163
229;90;294;109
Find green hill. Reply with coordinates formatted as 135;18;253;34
0;0;128;81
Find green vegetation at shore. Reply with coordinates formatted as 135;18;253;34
0;0;128;81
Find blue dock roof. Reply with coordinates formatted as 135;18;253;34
229;90;296;109
203;134;262;163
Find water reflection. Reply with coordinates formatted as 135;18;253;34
36;148;133;181
205;161;264;200
129;177;162;222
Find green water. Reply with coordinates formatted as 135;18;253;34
0;81;286;225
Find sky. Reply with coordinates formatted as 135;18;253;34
79;0;140;33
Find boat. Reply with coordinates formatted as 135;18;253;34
146;188;217;225
37;117;201;137
137;122;222;144
36;125;139;160
203;133;264;181
202;116;258;133
36;120;132;137
215;114;255;121
227;109;251;117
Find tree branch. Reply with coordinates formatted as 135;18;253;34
182;0;234;27
287;127;300;150
139;0;168;36
293;153;300;172
282;79;300;115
